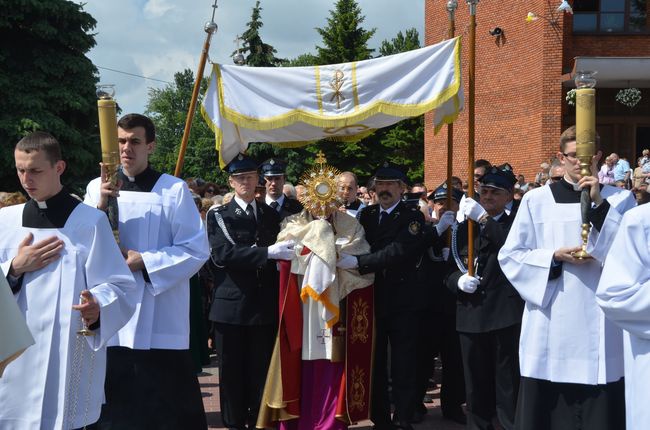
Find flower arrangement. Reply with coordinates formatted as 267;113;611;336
565;89;576;106
616;88;642;108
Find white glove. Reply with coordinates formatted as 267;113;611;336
336;253;358;269
435;211;456;235
441;247;450;261
457;273;480;294
459;197;487;222
267;240;296;260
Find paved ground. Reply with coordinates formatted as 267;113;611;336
199;356;464;430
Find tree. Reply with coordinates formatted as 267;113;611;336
315;0;376;64
379;28;421;57
286;53;320;67
145;69;227;184
233;1;287;67
0;0;100;193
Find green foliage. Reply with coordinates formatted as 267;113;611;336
145;69;227;184
315;0;376;64
286;53;320;67
0;0;100;193
379;28;421;56
234;1;287;67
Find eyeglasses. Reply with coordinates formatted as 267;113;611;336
562;152;578;161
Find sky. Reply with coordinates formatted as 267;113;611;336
83;0;425;115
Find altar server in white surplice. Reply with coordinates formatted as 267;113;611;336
84;114;210;429
597;203;650;430
498;126;636;430
0;132;136;430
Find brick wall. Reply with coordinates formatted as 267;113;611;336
424;0;565;188
424;0;649;189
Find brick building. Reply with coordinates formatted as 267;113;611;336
424;0;650;187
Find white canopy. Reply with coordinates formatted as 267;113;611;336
201;37;463;167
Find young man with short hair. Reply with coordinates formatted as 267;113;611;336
85;114;210;429
499;126;636;430
0;132;136;429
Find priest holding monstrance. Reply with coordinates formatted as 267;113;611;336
257;152;374;430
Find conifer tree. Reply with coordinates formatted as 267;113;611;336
0;0;99;192
233;1;287;67
315;0;376;64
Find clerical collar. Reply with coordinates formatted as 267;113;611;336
549;177;581;204
117;165;162;192
562;175;581;191
265;194;285;208
23;187;81;228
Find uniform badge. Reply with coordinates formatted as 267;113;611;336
269;159;275;165
235;207;243;216
408;221;421;235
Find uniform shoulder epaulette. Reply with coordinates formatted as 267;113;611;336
209;204;228;214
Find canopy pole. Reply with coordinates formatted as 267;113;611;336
445;1;458;246
466;0;478;276
174;1;219;177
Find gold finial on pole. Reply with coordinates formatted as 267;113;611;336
573;70;597;259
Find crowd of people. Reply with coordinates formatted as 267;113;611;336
1;115;650;430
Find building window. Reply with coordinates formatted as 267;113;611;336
573;0;649;33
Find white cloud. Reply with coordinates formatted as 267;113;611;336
143;0;176;19
83;0;424;114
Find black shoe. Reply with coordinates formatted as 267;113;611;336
442;409;467;425
423;392;435;403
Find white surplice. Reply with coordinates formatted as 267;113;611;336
0;203;137;430
85;174;209;349
498;184;636;384
596;204;650;429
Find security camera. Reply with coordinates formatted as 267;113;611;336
489;27;503;36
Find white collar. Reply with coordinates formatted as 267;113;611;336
234;195;257;217
265;194;285;209
36;200;48;209
563;175;581;191
379;200;400;215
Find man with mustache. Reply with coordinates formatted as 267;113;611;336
338;162;427;430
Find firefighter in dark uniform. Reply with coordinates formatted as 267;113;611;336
207;154;295;430
414;184;467;425
445;165;524;430
338;162;428;430
260;158;303;220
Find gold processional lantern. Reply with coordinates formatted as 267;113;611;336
298;151;343;219
573;71;597;259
